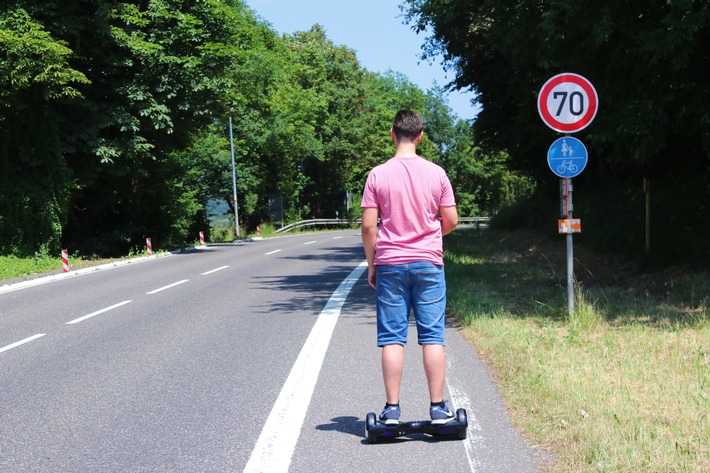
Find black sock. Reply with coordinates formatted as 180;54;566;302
385;402;399;408
431;401;446;408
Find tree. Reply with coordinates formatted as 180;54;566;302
7;0;255;254
0;7;88;254
1;0;539;257
403;0;710;262
275;25;369;220
346;69;436;208
404;0;709;175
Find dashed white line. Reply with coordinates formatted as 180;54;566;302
202;265;229;275
243;261;368;473
0;334;46;354
333;236;343;239
146;279;190;295
265;250;281;255
303;241;317;245
66;300;133;325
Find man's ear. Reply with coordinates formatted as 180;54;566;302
390;128;397;141
416;131;423;143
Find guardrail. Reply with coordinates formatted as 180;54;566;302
274;219;360;233
274;217;491;233
457;217;492;229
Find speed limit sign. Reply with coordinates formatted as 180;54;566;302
538;73;598;133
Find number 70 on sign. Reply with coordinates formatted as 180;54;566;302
538;73;599;134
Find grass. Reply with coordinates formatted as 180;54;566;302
445;230;709;472
0;246;155;282
0;253;62;280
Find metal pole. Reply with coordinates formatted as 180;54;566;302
229;117;239;239
566;178;574;315
644;178;651;255
567;232;574;315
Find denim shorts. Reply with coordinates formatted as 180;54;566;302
376;262;446;346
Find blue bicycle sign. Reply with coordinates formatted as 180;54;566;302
547;137;588;178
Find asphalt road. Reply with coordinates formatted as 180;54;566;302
0;231;540;472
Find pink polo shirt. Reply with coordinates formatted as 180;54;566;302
361;156;456;266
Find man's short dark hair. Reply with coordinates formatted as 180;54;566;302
392;109;424;142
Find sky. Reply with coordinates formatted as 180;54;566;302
243;0;480;120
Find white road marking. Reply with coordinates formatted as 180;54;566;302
0;334;46;354
333;236;343;239
66;300;133;325
265;250;281;255
303;241;317;245
146;279;189;295
202;265;229;275
447;358;483;473
243;261;368;473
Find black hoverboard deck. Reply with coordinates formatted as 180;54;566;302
365;408;468;444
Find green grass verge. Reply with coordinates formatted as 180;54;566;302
0;247;153;282
0;254;62;280
445;230;709;473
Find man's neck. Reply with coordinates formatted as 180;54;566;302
394;142;418;157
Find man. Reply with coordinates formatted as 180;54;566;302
361;109;458;425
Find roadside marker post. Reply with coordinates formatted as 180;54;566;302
61;250;69;273
146;238;153;256
538;73;598;315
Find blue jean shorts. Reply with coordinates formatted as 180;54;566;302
376;262;446;346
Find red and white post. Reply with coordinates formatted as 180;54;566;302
256;226;261;238
61;249;69;273
199;231;206;247
146;238;153;256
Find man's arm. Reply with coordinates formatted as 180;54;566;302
361;207;379;288
440;205;458;236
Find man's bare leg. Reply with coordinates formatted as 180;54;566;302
382;344;404;404
423;344;446;402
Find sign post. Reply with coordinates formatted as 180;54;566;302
538;73;598;315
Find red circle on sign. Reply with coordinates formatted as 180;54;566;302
538;73;598;133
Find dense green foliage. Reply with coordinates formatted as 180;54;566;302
404;0;709;264
1;0;528;257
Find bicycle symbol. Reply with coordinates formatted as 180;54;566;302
557;160;578;174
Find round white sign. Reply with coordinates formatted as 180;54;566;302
538;73;598;133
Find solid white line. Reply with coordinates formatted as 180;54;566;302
244;261;368;473
0;334;46;354
202;265;229;275
66;300;133;325
303;240;317;245
146;279;189;295
446;358;483;473
265;250;281;255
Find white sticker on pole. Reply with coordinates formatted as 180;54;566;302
538;73;598;133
